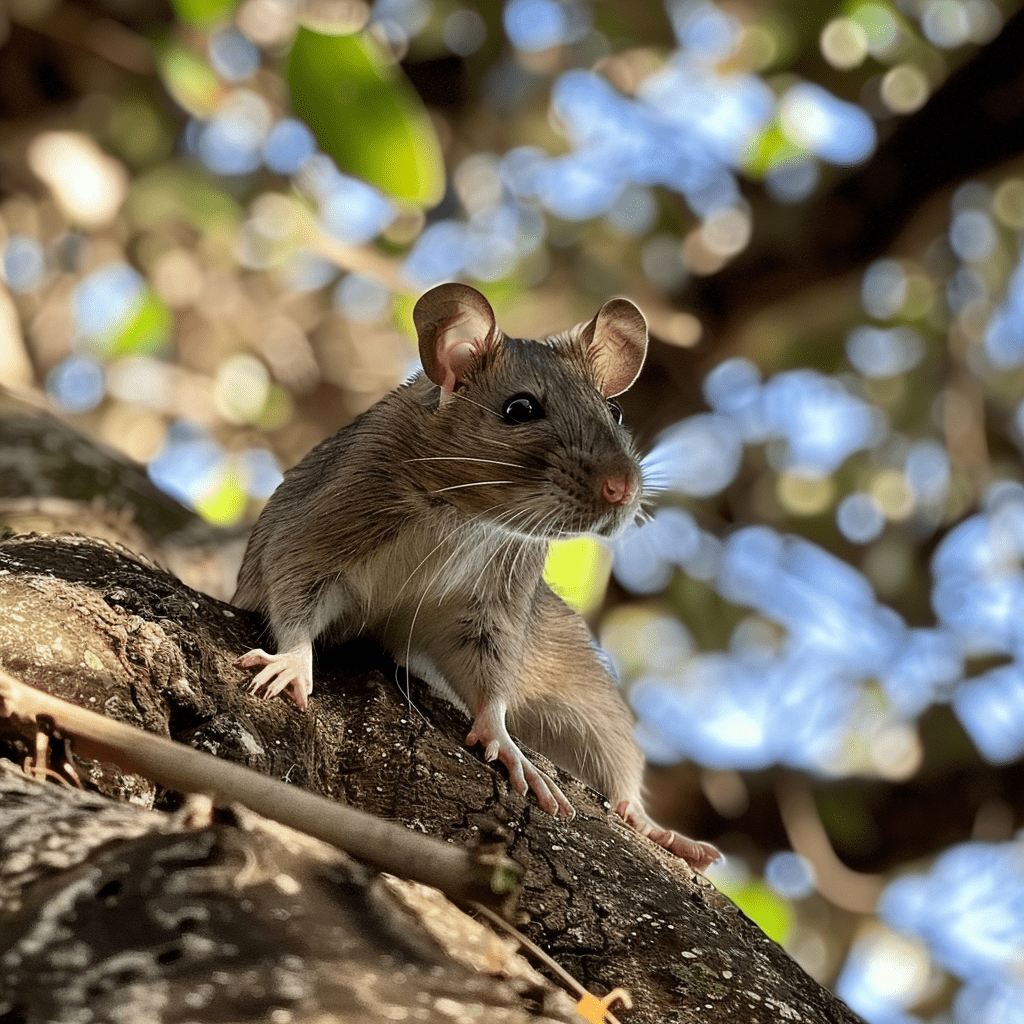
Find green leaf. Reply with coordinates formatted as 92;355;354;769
169;0;236;29
91;290;173;357
728;880;794;945
287;29;445;207
195;471;248;525
128;166;240;232
113;291;173;356
158;42;223;116
544;537;611;614
743;123;802;178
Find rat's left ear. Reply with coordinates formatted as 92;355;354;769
413;283;500;395
581;297;648;397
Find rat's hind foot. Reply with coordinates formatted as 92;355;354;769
237;648;313;711
467;701;575;818
614;800;720;872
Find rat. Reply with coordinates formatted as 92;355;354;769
233;282;719;871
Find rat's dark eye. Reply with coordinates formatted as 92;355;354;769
503;393;545;424
608;399;624;425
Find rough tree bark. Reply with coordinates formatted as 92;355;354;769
0;403;865;1024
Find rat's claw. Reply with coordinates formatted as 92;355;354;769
467;708;575;818
237;649;270;668
238;648;312;710
520;760;574;818
614;800;720;872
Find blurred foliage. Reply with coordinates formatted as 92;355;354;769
288;28;445;204
3;0;1024;1020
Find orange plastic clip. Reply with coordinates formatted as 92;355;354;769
576;987;632;1023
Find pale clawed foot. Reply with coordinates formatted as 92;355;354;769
237;648;313;710
467;701;575;818
614;800;720;872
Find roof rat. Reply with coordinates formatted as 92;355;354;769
233;282;719;871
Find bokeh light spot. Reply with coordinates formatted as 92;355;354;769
606;185;658;237
846;326;923;378
946;206;995;264
701;206;752;258
600;606;694;681
194;471;248;525
28;131;129;228
921;0;971;48
837;926;933;1019
2;236;45;293
196;91;272;176
704;356;761;414
209;27;261;81
993;178;1024;229
870;470;915;521
668;0;740;59
853;2;900;56
861;259;908;320
764;851;816;900
954;664;1024;763
777;471;835;516
641;234;687;291
214;353;270;424
237;0;295;45
443;8;486;55
837;492;885;543
880;64;929;114
820;18;868;70
152;249;205;308
764;156;819;204
950;209;998;262
643;414;743;497
870;722;922;780
779;83;876;166
73;263;145;338
263;118;317;175
302;158;396;245
504;0;588;52
905;441;950;507
46;354;105;413
236;447;284;498
334;273;391;321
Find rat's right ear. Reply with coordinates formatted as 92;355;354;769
413;283;499;395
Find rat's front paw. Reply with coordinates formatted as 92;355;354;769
237;648;313;710
614;800;720;872
467;713;575;818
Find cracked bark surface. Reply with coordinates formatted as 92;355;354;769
0;531;864;1023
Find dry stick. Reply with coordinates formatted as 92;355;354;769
471;902;629;1024
0;670;520;910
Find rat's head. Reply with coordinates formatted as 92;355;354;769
412;282;648;540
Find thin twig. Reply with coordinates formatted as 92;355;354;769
0;669;520;910
471;902;629;1024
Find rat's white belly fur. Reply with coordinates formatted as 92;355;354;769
310;518;539;709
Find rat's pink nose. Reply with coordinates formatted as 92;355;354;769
601;476;633;505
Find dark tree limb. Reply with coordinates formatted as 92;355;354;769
0;765;581;1024
0;671;521;910
0;531;864;1024
684;2;1024;339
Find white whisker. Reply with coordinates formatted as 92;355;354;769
507;508;554;590
470;508;532;598
431;480;514;493
447;388;502;419
383;503;504;639
402;510;507;690
404;457;525;469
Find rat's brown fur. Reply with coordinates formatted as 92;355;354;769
234;283;718;870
